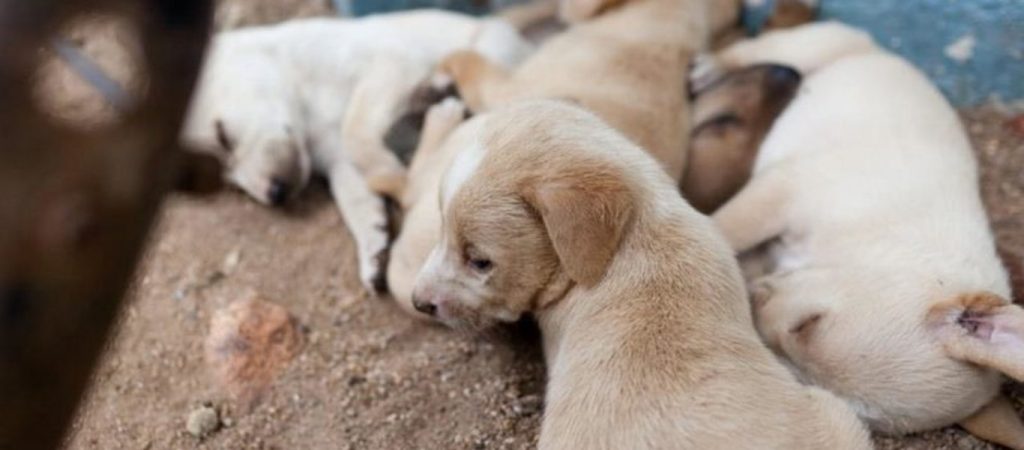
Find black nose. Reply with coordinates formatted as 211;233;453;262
412;297;436;316
267;180;291;206
764;64;801;90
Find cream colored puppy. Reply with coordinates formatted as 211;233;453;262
410;100;871;449
387;97;470;316
434;0;741;183
182;10;543;292
695;22;1024;448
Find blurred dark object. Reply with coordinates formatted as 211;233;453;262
0;0;213;449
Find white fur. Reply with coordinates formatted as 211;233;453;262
182;11;534;292
441;137;487;210
710;22;1012;435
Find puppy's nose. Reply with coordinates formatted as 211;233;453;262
764;64;801;90
267;179;291;206
411;296;437;316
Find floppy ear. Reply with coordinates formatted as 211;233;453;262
525;167;634;287
559;0;619;23
928;292;1024;381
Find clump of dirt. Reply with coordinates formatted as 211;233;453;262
206;296;304;405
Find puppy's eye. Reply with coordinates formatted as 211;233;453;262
706;112;742;128
469;257;493;272
215;119;234;152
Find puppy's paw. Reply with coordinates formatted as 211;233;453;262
422;97;467;141
688;53;725;97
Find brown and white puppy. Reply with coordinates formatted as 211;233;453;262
683;63;801;213
431;0;742;183
693;22;1024;448
411;100;871;449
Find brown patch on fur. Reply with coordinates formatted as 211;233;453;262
522;163;635;287
683;64;800;213
765;0;817;30
559;0;625;23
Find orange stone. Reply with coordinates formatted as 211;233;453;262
205;297;303;405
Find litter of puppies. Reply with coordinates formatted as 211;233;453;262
51;0;1024;448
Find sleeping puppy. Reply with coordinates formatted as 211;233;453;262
683;63;801;213
181;8;548;293
431;0;742;183
694;22;1024;448
409;100;871;449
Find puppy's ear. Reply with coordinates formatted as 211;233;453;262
559;0;618;23
928;292;1024;381
525;165;634;287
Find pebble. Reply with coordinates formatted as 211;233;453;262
186;405;220;438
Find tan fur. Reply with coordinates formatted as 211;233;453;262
386;98;472;316
437;0;741;183
412;101;871;449
683;64;800;213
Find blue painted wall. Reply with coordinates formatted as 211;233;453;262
746;0;1023;105
340;0;1023;105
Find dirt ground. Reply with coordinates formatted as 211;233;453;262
62;105;1024;450
43;2;1024;449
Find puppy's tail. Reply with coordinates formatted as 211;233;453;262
494;0;558;31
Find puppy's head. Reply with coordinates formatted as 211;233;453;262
411;101;636;329
182;36;312;206
683;64;800;212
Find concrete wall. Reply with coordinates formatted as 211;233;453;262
339;0;1023;105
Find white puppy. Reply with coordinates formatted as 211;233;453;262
181;9;542;292
696;22;1024;448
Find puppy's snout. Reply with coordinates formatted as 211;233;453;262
411;295;437;316
267;179;291;206
764;64;801;90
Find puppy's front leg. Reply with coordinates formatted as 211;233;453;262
328;157;391;294
712;168;792;253
342;58;419;200
436;50;513;112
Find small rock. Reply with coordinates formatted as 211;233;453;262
205;296;303;404
186;405;220;438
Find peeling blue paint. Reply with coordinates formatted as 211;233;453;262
346;0;1023;105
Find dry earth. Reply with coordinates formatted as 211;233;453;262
38;1;1024;449
62;107;1024;450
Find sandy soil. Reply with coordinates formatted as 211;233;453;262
45;1;1024;448
62;109;1024;450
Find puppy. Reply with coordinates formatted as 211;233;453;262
182;9;546;292
410;100;871;449
683;63;801;213
387;97;470;317
696;22;1024;448
433;0;742;183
